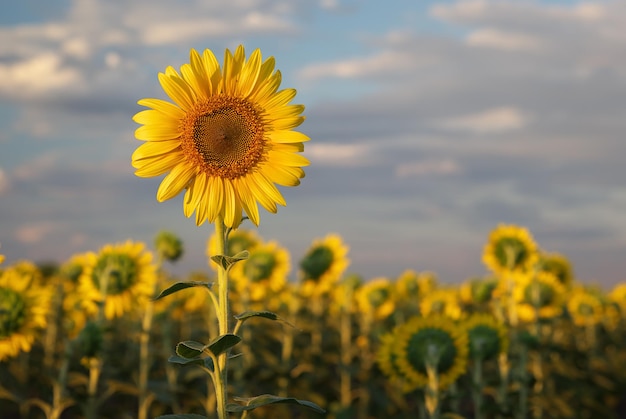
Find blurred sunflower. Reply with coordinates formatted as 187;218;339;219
5;260;43;287
207;228;261;270
132;46;309;228
566;287;604;327
230;240;290;302
376;330;414;393
514;271;565;323
0;264;52;361
538;252;574;288
483;224;538;275
392;316;468;391
609;284;626;314
163;271;214;321
356;277;395;320
460;277;498;307
420;288;463;320
395;270;437;301
330;274;362;316
78;241;157;320
299;234;350;297
464;313;508;361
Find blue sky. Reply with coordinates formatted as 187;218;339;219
1;0;625;288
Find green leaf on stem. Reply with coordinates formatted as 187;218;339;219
206;334;241;356
168;355;214;371
226;394;325;414
210;250;249;271
234;311;279;321
176;340;205;358
153;281;213;301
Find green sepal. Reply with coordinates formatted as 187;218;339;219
156;415;208;419
207;334;241;356
211;250;249;271
175;340;205;359
226;394;325;414
168;355;214;371
154;281;213;301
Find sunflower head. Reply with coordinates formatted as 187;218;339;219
464;314;508;361
538;252;573;288
566;287;604;327
79;241;157;319
0;265;52;361
132;46;309;228
356;277;395;320
154;230;184;263
393;316;468;391
420;288;463;320
514;271;565;322
460;277;498;306
299;234;350;297
482;224;538;275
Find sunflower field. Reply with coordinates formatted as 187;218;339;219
2;224;626;419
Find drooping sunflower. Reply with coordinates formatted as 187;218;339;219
207;228;261;270
463;313;509;361
230;240;290;302
78;241;157;320
514;271;565;323
420;288;463;320
392;316;468;391
566;287;604;327
355;277;396;321
299;234;350;297
482;224;539;275
0;263;52;361
132;46;309;228
538;252;574;288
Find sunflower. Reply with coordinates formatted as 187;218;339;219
464;313;508;361
538;252;573;288
207;228;261;270
355;277;395;320
59;253;93;338
420;288;463;320
376;330;415;393
514;271;565;323
299;234;350;297
460;277;498;307
566;287;604;327
230;240;290;302
78;241;157;320
330;274;362;316
392;316;468;391
132;46;309;228
0;263;52;361
482;224;539;275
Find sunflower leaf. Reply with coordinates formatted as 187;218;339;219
234;311;279;322
176;340;206;358
227;394;325;414
206;334;242;356
167;355;214;371
210;250;249;271
153;281;213;301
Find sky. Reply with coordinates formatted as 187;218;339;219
1;0;625;288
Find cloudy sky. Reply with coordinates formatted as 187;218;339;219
1;0;625;288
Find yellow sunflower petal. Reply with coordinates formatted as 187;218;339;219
268;150;310;167
134;124;181;141
235;177;260;226
267;130;310;144
158;71;195;111
206;176;224;222
134;151;183;177
238;48;263;97
263;88;297;111
272;116;305;130
157;164;197;202
132;140;181;163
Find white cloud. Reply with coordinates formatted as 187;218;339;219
306;143;373;166
466;28;544;51
0;52;83;99
299;50;416;80
14;222;59;244
395;159;461;178
437;107;529;133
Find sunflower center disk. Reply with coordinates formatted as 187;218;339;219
91;253;138;295
186;97;265;179
0;287;27;338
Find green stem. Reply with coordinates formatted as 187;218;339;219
472;357;484;419
517;343;528;419
213;217;229;419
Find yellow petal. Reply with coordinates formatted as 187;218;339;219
267;130;310;144
137;98;185;119
222;180;237;227
272;116;305;130
133;110;179;127
249;56;275;97
158;72;195;111
134;124;181;141
234;177;260;226
263;88;297;111
206;176;224;222
134;151;183;177
132;140;181;162
267;150;310;167
157;164;197;202
238;48;263;97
